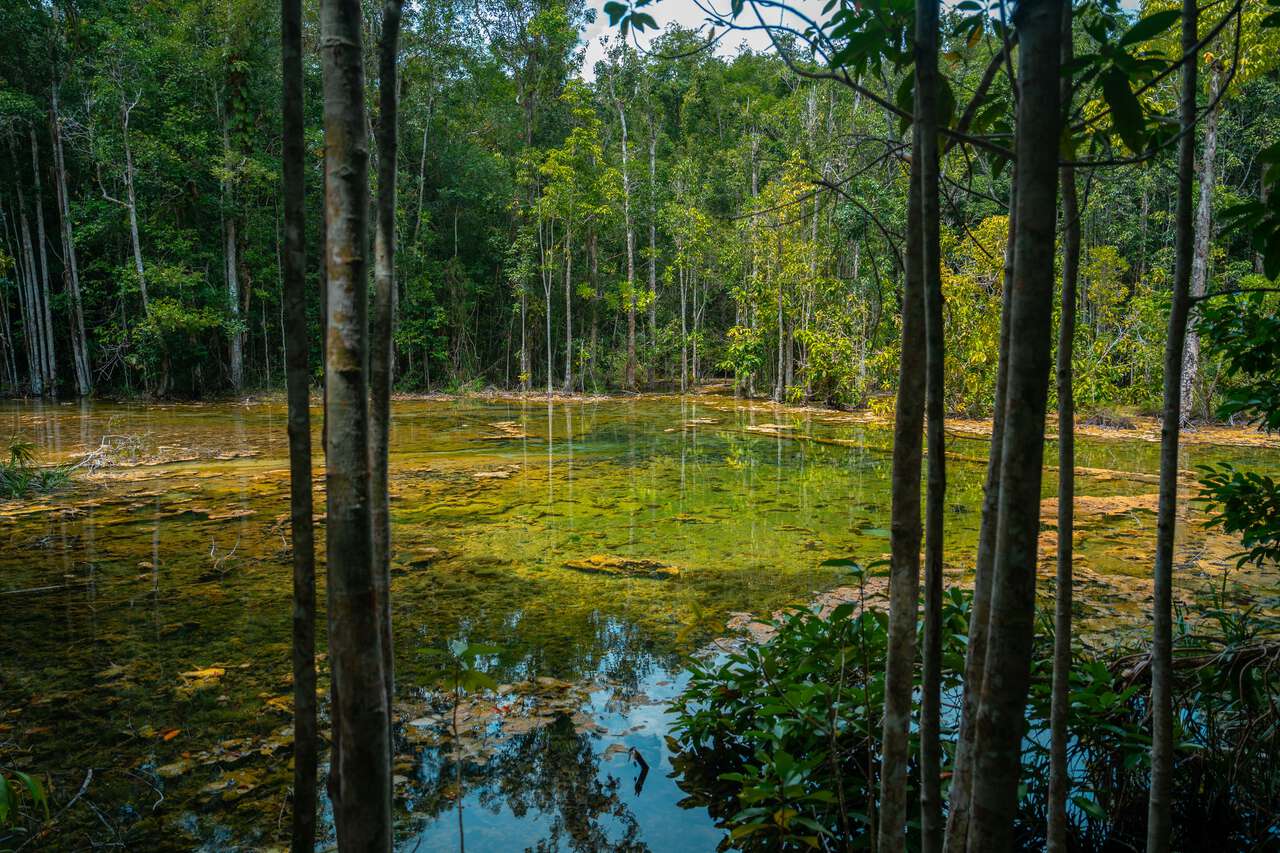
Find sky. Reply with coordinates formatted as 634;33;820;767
578;0;1144;80
579;0;829;78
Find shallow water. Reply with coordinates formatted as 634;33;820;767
1;396;1274;850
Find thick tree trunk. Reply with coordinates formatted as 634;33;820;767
370;0;403;764
51;83;92;396
1148;3;1198;850
280;0;317;844
28;127;57;390
917;1;945;849
1179;60;1221;424
320;0;393;844
876;99;926;853
1048;6;1079;849
967;3;1061;848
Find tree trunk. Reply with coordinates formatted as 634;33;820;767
679;265;688;392
1047;7;1079;849
222;105;244;392
647;116;657;386
917;1;945;849
563;228;573;392
280;0;317;843
8;138;44;397
877;94;926;853
28;126;57;390
320;0;393;844
1179;59;1221;424
370;0;403;767
616;95;637;390
1148;3;1198;850
51;83;93;396
967;3;1061;849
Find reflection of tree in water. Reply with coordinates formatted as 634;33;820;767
405;714;648;853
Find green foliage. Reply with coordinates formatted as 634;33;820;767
0;439;70;499
670;566;1280;850
0;767;50;837
1197;463;1280;568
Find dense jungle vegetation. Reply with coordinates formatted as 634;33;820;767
0;0;1275;414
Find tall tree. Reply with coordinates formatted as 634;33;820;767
916;0;946;849
371;0;403;748
1148;0;1198;848
967;1;1061;848
50;77;92;396
280;0;317;843
876;65;926;853
320;0;392;844
1048;7;1081;849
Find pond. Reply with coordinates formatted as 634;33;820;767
1;395;1275;851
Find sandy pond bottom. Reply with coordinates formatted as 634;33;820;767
1;395;1275;851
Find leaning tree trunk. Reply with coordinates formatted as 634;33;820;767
51;83;93;397
119;105;148;315
917;1;945;849
320;0;393;844
1179;59;1221;424
1047;5;1080;849
967;2;1062;849
1148;2;1198;850
876;93;926;853
944;181;1016;853
280;0;317;844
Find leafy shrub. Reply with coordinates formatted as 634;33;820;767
0;439;70;499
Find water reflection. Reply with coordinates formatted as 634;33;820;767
0;396;1274;850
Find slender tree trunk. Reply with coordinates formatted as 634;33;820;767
944;189;1015;853
51;83;92;396
1048;6;1079;849
647;117;657;386
280;0;317;844
320;0;392;843
1180;59;1221;424
8;143;44;397
222;106;244;392
876;93;927;853
28;126;57;390
1148;2;1198;849
370;0;403;767
967;4;1062;848
121;112;148;314
680;265;688;392
917;1;945;848
616;96;637;390
563;228;573;392
773;240;784;402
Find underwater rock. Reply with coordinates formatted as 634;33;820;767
562;554;680;579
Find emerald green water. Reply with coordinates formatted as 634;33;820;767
1;396;1274;850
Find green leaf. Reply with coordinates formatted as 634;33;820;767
12;771;49;820
0;774;12;826
1118;9;1180;47
1101;67;1145;152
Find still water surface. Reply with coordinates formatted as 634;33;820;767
1;396;1273;850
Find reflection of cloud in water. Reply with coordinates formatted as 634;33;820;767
399;652;721;852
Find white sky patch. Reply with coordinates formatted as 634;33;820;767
578;0;1143;80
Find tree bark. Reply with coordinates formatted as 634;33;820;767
1148;2;1198;849
967;2;1061;848
917;1;945;849
51;82;93;396
647;115;657;386
371;0;403;772
563;227;573;392
1048;5;1079;849
616;94;637;390
280;0;317;843
1179;59;1221;424
320;0;393;844
876;88;926;853
7;135;44;397
222;104;244;392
